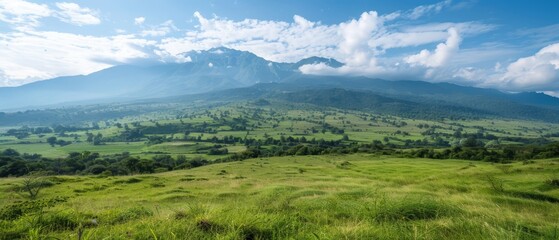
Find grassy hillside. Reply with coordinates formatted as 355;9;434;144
1;155;558;239
2;101;558;160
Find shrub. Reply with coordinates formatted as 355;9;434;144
36;211;79;231
103;206;153;224
173;210;188;220
374;197;457;221
113;178;142;184
547;178;559;187
486;175;505;192
150;182;166;188
0;197;67;220
14;173;54;199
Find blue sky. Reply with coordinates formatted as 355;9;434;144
1;0;559;95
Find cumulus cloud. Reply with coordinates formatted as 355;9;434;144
0;1;514;91
0;0;51;30
0;0;102;29
157;11;340;63
338;11;381;66
495;43;559;91
405;28;461;68
448;42;559;93
134;16;145;25
55;2;100;26
155;6;488;81
0;30;154;85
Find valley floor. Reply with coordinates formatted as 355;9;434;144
1;155;559;239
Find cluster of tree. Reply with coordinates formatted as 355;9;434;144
46;137;71;147
0;149;209;177
85;133;104;145
216;140;391;162
218;140;559;164
3;137;559;177
4;127;54;139
320;123;345;134
405;142;559;162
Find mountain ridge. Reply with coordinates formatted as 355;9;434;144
1;47;558;124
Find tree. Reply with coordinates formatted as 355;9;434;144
16;172;51;199
93;133;103;145
124;157;141;174
2;148;20;157
47;137;57;147
462;136;480;148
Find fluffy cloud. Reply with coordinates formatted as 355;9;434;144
338;11;381;66
156;5;475;77
0;0;51;30
54;2;100;26
10;0;555;95
405;28;461;68
449;43;559;93
0;30;154;85
157;12;340;63
0;1;101;29
497;43;559;91
0;0;482;86
134;16;145;25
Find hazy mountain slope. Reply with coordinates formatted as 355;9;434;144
166;83;559;122
273;88;492;120
1;47;559;123
0;48;343;110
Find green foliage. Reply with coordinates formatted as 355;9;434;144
374;197;458;221
101;206;153;224
0;156;558;239
0;197;67;220
13;173;54;199
113;177;142;184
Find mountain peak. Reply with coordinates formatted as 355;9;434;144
207;47;241;54
294;56;343;69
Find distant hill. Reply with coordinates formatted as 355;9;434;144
0;47;341;110
1;47;559;123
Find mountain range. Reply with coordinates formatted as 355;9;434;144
1;47;559;123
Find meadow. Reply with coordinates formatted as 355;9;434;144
1;101;558;160
2;101;559;239
1;154;558;239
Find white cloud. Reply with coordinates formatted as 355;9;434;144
0;0;51;30
134;16;145;25
448;43;559;93
452;67;485;83
141;20;177;37
543;91;559;97
338;11;381;66
157;11;340;63
0;1;512;91
0;30;154;86
495;42;559;91
55;2;100;26
405;27;461;68
293;15;314;29
155;8;492;80
407;0;452;20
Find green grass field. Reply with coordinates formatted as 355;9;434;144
2;102;559;160
1;155;558;239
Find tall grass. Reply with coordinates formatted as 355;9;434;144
0;155;558;239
